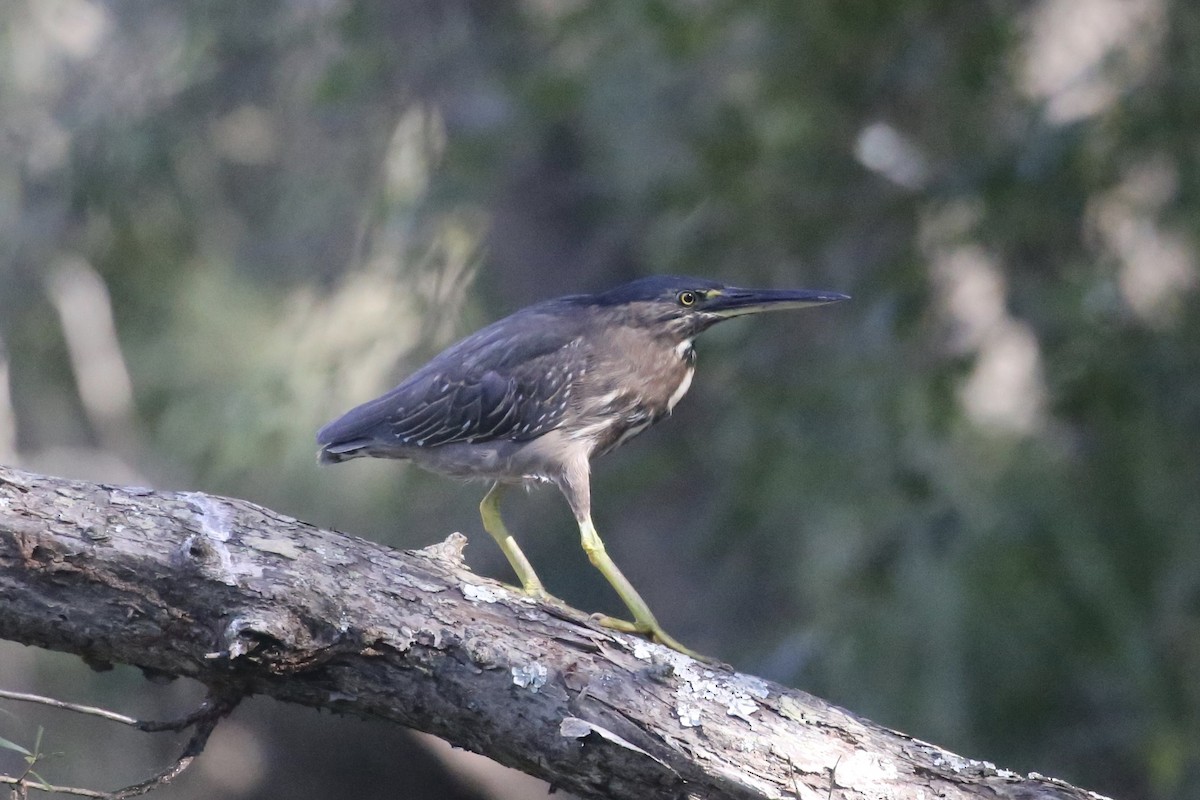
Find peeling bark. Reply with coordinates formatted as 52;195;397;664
0;466;1110;800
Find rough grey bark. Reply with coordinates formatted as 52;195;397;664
0;465;1109;800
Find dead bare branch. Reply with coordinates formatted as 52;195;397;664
0;465;1112;800
0;686;239;799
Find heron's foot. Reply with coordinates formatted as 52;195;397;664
592;613;639;633
497;581;534;597
591;613;712;662
500;579;552;602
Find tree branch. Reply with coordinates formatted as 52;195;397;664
0;465;1110;800
0;681;238;798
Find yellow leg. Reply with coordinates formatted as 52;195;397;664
578;516;708;660
480;483;547;598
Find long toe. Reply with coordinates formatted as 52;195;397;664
591;612;641;633
592;614;713;662
649;627;713;663
508;582;559;604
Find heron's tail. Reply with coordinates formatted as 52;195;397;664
316;439;371;465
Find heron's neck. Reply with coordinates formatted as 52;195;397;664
667;339;696;413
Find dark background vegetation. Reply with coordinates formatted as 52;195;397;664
2;1;1198;798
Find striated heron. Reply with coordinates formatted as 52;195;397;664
317;275;848;658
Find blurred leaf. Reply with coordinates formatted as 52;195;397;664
0;735;31;756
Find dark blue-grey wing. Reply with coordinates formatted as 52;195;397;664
317;316;584;455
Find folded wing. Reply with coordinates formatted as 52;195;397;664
317;311;585;461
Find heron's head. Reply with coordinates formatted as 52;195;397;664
582;275;849;341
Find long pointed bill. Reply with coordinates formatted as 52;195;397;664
705;287;851;318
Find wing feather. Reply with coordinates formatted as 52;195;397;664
317;309;587;455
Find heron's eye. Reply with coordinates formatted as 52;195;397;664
677;290;698;307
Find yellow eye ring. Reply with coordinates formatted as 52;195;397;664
678;290;698;307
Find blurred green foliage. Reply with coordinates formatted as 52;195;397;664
1;1;1198;798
